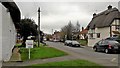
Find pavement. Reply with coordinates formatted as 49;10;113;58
9;47;21;62
3;55;76;66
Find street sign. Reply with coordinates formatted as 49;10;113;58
26;40;33;48
26;40;33;59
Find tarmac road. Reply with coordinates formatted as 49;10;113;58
46;41;119;66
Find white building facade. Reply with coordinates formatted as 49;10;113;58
0;2;20;62
87;5;120;47
88;19;120;47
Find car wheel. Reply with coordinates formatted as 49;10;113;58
105;49;109;54
94;47;98;52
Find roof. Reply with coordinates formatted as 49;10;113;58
80;29;88;34
87;7;120;29
1;1;21;28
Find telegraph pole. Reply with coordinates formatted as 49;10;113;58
38;7;40;47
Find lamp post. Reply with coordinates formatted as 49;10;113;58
38;7;40;47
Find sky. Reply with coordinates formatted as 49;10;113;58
13;0;119;34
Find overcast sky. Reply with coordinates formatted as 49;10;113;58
14;0;119;34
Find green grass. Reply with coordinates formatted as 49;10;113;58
16;43;22;47
30;59;102;68
78;39;87;46
20;46;68;61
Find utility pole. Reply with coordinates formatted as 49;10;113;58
38;7;40;47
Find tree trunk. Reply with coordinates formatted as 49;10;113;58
22;36;27;47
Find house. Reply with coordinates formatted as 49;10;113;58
80;27;88;39
52;31;61;42
71;30;80;40
0;1;21;62
87;5;120;47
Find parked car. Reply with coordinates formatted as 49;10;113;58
64;40;72;46
69;41;81;47
105;36;120;43
53;39;59;42
93;39;120;54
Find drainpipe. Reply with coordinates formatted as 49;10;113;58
110;26;112;37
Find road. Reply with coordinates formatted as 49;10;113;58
46;41;119;66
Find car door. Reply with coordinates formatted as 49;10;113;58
100;40;108;51
97;40;103;51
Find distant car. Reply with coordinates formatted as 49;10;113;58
64;40;72;46
53;39;59;42
69;41;81;47
93;40;120;54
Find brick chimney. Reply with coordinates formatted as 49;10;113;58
82;27;84;31
108;5;112;10
93;13;96;17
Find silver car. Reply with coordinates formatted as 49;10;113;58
64;40;72;46
69;41;81;47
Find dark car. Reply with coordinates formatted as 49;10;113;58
93;40;120;54
69;41;81;47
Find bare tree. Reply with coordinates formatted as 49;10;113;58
61;21;75;40
76;21;80;32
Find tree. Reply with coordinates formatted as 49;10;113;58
75;21;80;40
19;18;38;46
76;21;80;32
61;21;75;40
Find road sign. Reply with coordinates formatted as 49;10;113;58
26;40;33;48
26;40;33;59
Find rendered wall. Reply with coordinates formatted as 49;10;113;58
0;3;2;67
88;27;110;47
1;3;16;62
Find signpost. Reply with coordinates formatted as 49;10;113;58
26;40;33;59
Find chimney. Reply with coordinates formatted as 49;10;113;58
82;27;84;31
108;5;112;10
93;13;96;17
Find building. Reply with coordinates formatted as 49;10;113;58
87;5;120;47
0;1;21;62
80;27;88;39
52;31;61;42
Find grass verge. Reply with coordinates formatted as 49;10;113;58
20;46;68;61
78;39;87;46
30;59;102;68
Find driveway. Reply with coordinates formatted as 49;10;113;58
46;41;119;66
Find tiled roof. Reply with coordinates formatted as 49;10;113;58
80;29;88;34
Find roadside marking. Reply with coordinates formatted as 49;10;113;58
111;58;116;62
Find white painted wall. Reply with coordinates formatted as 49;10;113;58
111;19;120;35
1;3;16;62
88;27;110;47
0;3;2;67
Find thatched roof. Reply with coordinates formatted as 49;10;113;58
87;6;120;29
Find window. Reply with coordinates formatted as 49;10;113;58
89;33;93;39
98;41;102;45
97;33;100;38
115;25;120;30
92;29;95;33
102;40;108;45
